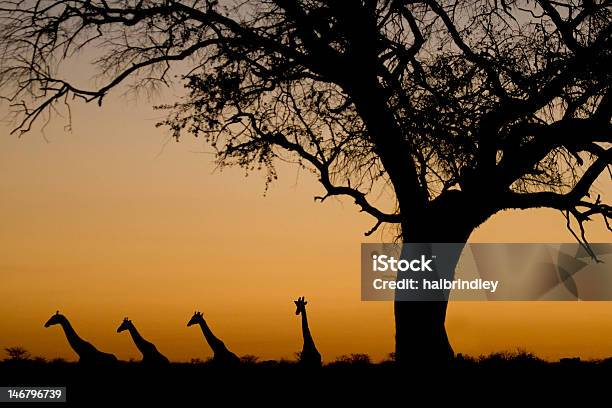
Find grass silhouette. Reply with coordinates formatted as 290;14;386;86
2;347;612;405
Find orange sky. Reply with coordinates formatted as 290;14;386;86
1;89;611;363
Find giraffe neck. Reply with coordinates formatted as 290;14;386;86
198;320;226;354
59;319;89;356
300;310;316;349
127;325;152;355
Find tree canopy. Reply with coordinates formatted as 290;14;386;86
1;0;610;246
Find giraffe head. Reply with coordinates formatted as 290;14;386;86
117;317;133;333
44;311;66;328
187;311;204;327
294;297;308;315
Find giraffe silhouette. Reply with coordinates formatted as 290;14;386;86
117;318;170;366
187;311;240;366
44;311;118;365
294;297;322;367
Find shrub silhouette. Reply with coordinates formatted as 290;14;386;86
331;354;372;366
240;355;260;365
477;349;544;367
4;347;31;361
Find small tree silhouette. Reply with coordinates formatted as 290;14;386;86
333;354;372;365
4;346;31;361
240;355;260;365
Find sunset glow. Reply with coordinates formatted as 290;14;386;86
1;90;611;363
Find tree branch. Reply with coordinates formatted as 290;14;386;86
266;132;400;225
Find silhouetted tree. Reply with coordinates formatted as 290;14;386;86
4;346;31;361
240;355;260;365
0;1;610;365
333;353;372;365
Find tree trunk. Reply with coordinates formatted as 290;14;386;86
394;214;475;367
395;301;454;365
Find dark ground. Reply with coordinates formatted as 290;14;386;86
0;353;610;406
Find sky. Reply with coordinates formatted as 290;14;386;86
1;86;611;363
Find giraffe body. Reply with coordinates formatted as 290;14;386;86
294;297;322;367
44;311;118;365
117;318;170;366
187;311;240;366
